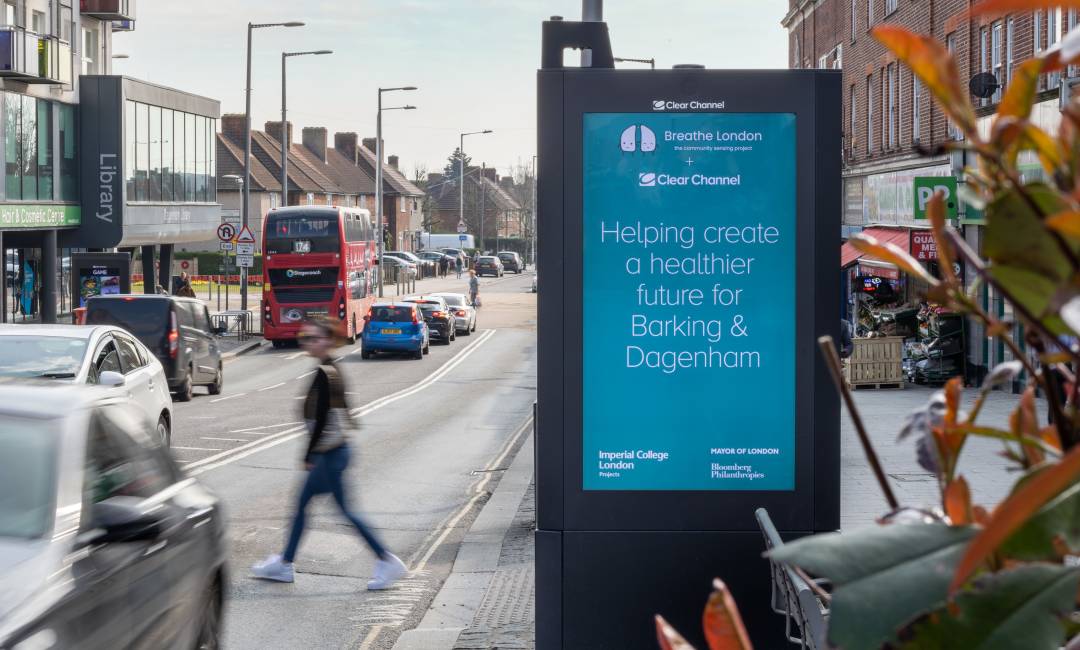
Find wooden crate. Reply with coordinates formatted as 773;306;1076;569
846;336;904;387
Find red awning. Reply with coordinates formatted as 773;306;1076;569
841;227;912;268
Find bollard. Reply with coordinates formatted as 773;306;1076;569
225;281;230;311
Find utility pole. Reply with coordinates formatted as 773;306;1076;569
481;163;487;254
531;155;537;268
376;87;417;297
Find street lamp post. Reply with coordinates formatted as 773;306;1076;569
376;86;418;297
459;129;493;254
280;50;334;207
242;20;304;312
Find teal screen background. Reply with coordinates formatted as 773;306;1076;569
582;112;796;491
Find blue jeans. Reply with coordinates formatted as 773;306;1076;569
282;444;388;562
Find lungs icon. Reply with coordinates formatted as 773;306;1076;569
620;125;656;153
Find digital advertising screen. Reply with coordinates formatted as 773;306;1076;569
582;112;797;491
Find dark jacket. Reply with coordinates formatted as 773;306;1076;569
176;282;197;298
302;362;351;462
840;320;854;359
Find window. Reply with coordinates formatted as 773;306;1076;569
880;69;887;150
161;108;174;201
124;100;135;199
992;21;1003;103
1049;9;1062;88
195;114;206;202
3;94;55;201
148;105;161;201
58;103;76;201
135;102;148;201
1035;11;1043;54
819;54;829;69
84;408;171;504
885;0;897;15
185;112;195;201
946;33;961;139
888;64;896;148
58;1;72;42
81;26;97;75
3;2;16;27
867;0;872;29
849;83;857;146
867;74;874;154
113;335;143;374
208;117;216;202
851;0;857;41
833;44;843;69
1069;12;1078;78
913;76;921;142
35;100;51;200
1007;18;1015;88
980;26;989;107
30;9;42;33
91;340;121;378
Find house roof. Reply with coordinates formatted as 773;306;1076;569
355;146;424;197
216;134;280;192
248;130;343;195
427;169;522;213
324;148;377;195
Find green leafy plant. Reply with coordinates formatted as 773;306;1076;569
660;4;1080;648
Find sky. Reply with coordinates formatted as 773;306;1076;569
112;1;789;179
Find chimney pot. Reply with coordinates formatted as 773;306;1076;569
302;126;328;163
388;155;399;169
334;132;359;164
264;120;294;146
221;113;246;144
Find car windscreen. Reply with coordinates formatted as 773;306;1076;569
265;213;340;254
409;302;443;314
370;306;414;323
436;294;466;307
0;417;56;538
0;336;88;379
86;300;169;341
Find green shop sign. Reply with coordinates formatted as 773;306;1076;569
913;176;958;220
0;204;80;229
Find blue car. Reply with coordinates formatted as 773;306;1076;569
360;303;430;360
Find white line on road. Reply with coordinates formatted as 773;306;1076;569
209;392;247;403
202;437;250;443
285;351;305;360
257;382;286;392
172;446;222;451
296;370;316;379
230;422;302;433
186;330;498;478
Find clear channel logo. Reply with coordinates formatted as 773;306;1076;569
651;99;727;111
639;172;657;187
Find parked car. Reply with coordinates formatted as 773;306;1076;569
0;384;227;650
379;255;417;281
419;251;455;274
439;248;469;269
476;255;504;277
0;324;174;445
497;251;524;273
360;302;429;360
430;292;477;335
400;295;457;344
386;251;435;276
85;295;223;402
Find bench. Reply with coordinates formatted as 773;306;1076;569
755;507;829;649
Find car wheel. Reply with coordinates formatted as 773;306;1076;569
462;325;471;336
413;346;423;360
195;575;223;650
156;415;171;446
208;364;223;395
175;370;193;402
423;341;430;354
450;329;456;342
272;339;285;349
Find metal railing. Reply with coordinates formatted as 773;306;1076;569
211;310;255;342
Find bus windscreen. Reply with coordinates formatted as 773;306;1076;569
265;213;340;254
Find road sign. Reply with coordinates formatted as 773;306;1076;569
459;234;467;242
220;242;234;252
236;225;256;244
217;223;236;242
236;243;255;256
236;254;254;268
456;221;467;234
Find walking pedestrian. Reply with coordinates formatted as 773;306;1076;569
252;318;407;589
468;268;480;308
455;256;463;279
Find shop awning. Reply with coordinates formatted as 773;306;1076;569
841;226;912;268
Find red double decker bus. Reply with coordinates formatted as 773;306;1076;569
261;206;377;346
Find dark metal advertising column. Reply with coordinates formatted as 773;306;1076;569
535;19;841;649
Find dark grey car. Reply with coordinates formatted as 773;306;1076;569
0;385;227;649
85;295;223;402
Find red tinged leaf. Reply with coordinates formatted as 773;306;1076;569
950;442;1080;593
945;476;973;526
703;579;755;650
655;615;697;650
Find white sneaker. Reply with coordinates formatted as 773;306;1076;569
367;553;407;590
251;554;295;583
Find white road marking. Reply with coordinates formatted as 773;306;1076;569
296;370;316;379
360;412;532;649
230;422;302;433
209;392;247;403
172;446;222;451
285;351;305;360
187;330;498;478
202;437;249;443
257;382;286;392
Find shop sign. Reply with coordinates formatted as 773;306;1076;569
857;263;901;280
0;204;80;229
913;176;958;220
910;230;938;261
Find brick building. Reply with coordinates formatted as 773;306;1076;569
783;2;1078;382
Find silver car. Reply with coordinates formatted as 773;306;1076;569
0;325;174;445
431;292;478;335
